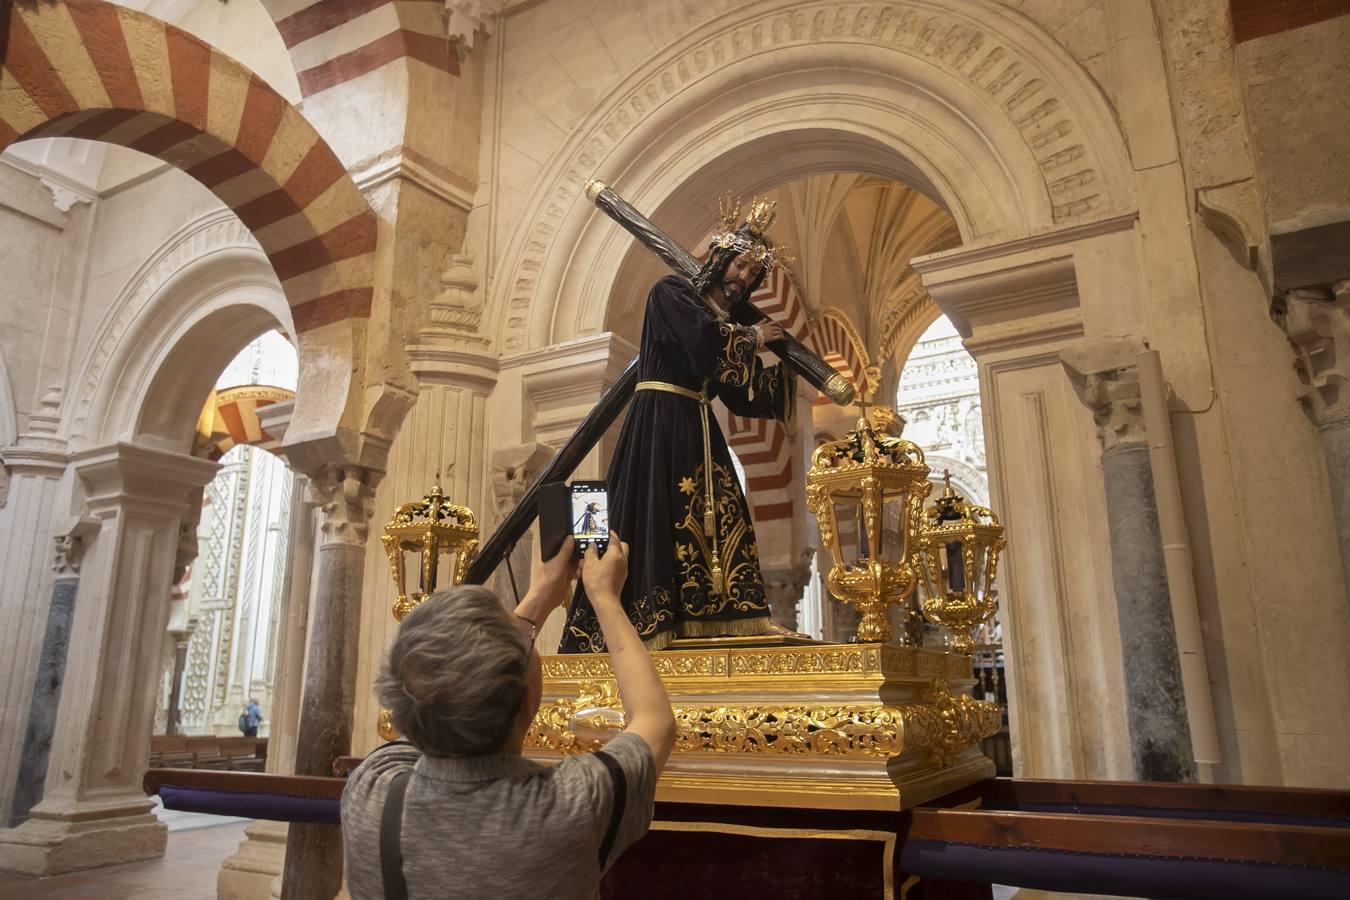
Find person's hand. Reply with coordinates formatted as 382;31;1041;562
754;322;785;346
582;533;628;605
531;535;578;610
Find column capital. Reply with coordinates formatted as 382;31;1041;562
1275;283;1350;428
489;442;555;514
51;519;97;577
306;465;381;547
1060;337;1148;452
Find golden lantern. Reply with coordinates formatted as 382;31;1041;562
913;472;1006;655
805;412;931;642
381;480;480;623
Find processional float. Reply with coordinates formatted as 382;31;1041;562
145;184;1350;898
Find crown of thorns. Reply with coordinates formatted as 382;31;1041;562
709;193;792;269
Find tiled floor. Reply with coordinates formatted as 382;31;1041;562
0;806;249;900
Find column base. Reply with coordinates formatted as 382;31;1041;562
0;796;166;876
219;820;288;900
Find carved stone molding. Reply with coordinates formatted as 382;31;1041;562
1060;337;1148;453
494;0;1132;352
1275;283;1350;428
68;210;261;439
308;466;381;547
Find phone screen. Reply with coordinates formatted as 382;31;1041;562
570;482;609;548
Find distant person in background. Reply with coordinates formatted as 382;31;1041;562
239;698;263;737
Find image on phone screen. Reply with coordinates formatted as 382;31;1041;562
570;482;609;544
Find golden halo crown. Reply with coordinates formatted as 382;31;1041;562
710;192;791;269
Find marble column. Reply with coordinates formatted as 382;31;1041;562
761;555;812;633
7;531;89;827
0;443;218;876
281;465;378;900
1277;281;1350;599
0;393;68;822
1062;341;1196;782
219;472;316;900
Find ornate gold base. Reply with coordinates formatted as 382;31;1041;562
526;641;999;811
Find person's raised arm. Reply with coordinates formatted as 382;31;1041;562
582;535;676;770
514;536;577;633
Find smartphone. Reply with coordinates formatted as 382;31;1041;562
569;480;610;555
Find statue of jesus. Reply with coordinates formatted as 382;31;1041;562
559;197;795;652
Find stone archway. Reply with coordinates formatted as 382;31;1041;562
489;0;1134;352
1;0;379;445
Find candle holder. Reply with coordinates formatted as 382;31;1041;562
914;472;1006;655
805;411;931;643
381;480;480;623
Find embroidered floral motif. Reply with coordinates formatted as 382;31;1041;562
674;461;768;619
715;322;757;387
562;586;675;652
678;476;697;495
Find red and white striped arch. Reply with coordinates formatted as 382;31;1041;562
715;262;818;524
812;309;870;407
264;0;459;98
0;0;378;333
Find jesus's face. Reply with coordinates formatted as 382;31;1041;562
715;250;763;308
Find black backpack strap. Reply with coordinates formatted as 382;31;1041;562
592;750;628;871
380;770;413;900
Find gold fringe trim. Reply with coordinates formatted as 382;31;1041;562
676;616;772;639
643;628;678;652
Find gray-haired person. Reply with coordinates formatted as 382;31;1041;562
341;534;676;899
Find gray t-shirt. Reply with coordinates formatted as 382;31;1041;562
341;732;656;900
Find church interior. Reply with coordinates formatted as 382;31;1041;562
0;0;1348;897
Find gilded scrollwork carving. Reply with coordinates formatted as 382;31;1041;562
524;675;999;765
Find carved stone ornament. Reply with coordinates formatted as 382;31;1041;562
428;252;486;336
52;534;85;576
310;467;379;546
1276;283;1350;427
1060;338;1148;452
443;1;501;51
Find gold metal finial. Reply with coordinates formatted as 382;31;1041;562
746;196;777;236
585;179;608;201
718;192;741;231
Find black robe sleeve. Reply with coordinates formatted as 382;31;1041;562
716;358;797;424
649;277;760;388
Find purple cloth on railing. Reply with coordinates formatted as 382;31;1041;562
899;839;1350;899
1010;802;1350;829
159;785;341;825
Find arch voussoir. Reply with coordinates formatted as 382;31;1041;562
0;0;377;335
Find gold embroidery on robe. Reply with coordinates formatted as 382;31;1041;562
715;322;757;387
674;461;769;620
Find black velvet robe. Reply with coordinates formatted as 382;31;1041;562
559;276;794;652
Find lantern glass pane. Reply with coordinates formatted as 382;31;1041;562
402;546;425;593
969;543;987;596
917;547;942;600
832;492;862;565
944;540;966;593
880;491;907;564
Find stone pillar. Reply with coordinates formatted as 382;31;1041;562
164;633;189;737
761;554;812;632
1276;281;1350;598
489;441;556;624
8;530;91;827
0;393;68;821
219;472;317;900
1062;340;1196;783
916;226;1138;780
0;443;217;876
281;465;378;900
